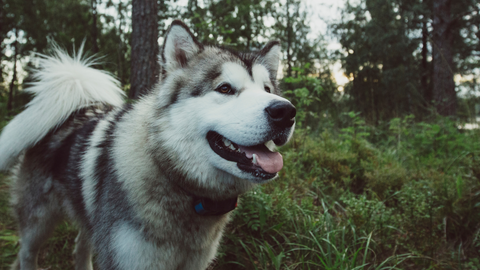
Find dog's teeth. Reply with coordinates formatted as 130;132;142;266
252;154;257;165
223;138;231;147
229;144;236;151
264;140;276;151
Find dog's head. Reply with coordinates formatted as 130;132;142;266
151;20;295;191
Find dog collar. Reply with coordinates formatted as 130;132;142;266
193;197;238;216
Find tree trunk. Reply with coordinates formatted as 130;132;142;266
7;29;18;112
246;5;251;49
117;2;125;86
129;0;159;99
187;0;199;34
91;0;99;54
432;0;456;116
286;0;292;78
422;19;431;105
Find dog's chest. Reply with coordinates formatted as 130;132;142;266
110;216;226;270
136;192;231;247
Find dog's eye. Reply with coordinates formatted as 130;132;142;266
264;86;271;93
216;84;234;95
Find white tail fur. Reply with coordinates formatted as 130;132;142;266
0;45;125;170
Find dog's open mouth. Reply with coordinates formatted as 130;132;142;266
206;131;283;180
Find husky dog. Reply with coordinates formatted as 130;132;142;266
0;20;295;270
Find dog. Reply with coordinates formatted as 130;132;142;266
0;20;295;270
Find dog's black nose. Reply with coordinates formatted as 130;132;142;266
265;101;296;128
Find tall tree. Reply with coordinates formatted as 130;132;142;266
273;0;321;77
1;0;135;107
7;28;19;112
91;0;99;54
101;0;133;87
421;16;431;105
129;0;159;99
285;0;292;77
432;0;456;116
333;0;421;122
1;0;18;100
333;0;479;121
115;1;127;86
184;0;273;51
418;0;434;108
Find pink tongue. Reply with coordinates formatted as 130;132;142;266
238;144;283;174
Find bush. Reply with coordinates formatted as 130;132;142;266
216;114;480;269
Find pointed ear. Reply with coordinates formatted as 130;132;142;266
259;41;281;78
161;20;202;73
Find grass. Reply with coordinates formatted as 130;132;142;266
0;173;19;269
213;116;480;269
1;115;480;269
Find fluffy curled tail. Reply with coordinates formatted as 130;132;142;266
0;45;125;170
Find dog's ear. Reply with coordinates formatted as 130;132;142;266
161;20;202;73
259;41;281;78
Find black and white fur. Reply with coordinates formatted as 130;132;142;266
1;21;295;270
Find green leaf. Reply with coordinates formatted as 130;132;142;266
294;87;309;98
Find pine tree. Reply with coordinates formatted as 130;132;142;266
272;0;319;77
333;0;479;121
431;0;479;116
129;0;159;99
333;0;421;122
432;0;456;116
183;0;275;51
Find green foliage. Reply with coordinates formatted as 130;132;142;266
1;0;133;93
282;64;340;133
271;0;321;77
284;65;324;128
1;102;480;270
332;0;423;123
185;0;275;50
214;114;480;269
0;173;18;268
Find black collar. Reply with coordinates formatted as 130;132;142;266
177;184;238;216
193;196;238;216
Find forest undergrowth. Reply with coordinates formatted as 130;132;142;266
215;113;480;269
1;114;480;269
